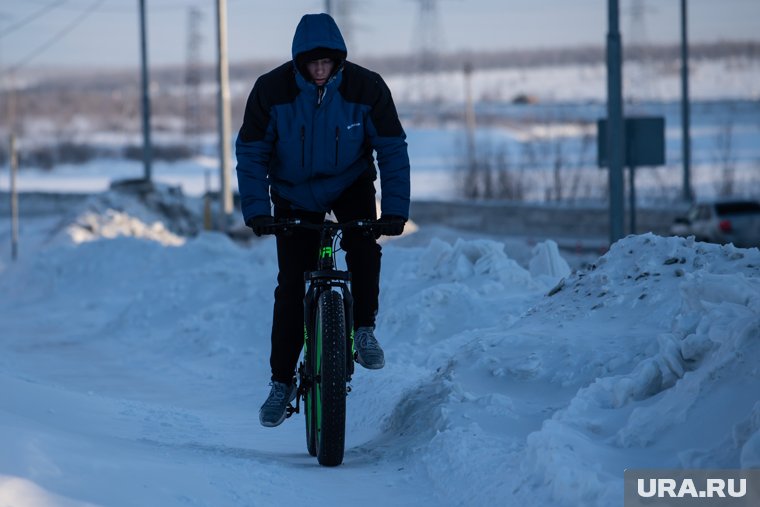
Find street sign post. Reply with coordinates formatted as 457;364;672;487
598;116;666;234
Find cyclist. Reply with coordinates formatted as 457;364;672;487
235;13;411;427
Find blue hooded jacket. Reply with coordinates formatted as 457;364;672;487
235;13;411;221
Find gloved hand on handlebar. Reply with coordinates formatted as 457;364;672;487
246;215;277;237
375;214;406;238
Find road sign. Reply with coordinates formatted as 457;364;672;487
597;116;666;168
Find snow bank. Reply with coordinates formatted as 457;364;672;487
515;235;760;506
51;183;200;247
0;475;96;507
65;209;185;246
1;198;758;507
367;233;759;507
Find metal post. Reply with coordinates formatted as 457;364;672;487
680;0;692;202
463;61;476;171
628;165;636;234
325;0;333;15
215;0;233;222
139;0;152;181
10;134;18;261
203;169;212;231
606;0;625;244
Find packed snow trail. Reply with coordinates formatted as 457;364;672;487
0;193;758;506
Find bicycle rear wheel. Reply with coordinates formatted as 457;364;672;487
313;289;347;466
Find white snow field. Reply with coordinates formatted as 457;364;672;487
0;189;758;506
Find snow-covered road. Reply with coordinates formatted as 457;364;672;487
1;191;759;506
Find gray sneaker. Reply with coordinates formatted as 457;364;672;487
354;327;385;370
259;381;297;427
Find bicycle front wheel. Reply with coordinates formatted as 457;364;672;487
313;289;347;466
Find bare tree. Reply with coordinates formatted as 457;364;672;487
552;137;565;202
567;129;594;202
457;140;526;201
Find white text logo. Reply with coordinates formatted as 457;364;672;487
637;478;747;498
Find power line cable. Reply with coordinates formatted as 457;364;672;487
0;1;69;41
8;0;105;73
22;0;232;14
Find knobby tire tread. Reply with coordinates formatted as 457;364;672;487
316;290;346;466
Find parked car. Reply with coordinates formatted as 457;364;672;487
671;199;760;248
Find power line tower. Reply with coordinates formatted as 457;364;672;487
413;0;443;73
411;0;445;101
625;0;656;108
332;0;356;53
627;0;649;46
185;6;203;155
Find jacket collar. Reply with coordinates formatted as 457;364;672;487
294;64;344;106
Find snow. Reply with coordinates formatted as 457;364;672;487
3;159;218;198
1;188;758;506
3;55;759;205
0;51;758;506
386;57;760;104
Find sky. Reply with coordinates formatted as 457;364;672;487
0;0;759;72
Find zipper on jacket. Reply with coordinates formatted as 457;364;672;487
300;125;305;167
317;86;325;106
334;126;340;166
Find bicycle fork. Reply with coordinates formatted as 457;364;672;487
286;275;354;419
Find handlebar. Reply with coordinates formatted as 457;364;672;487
264;218;380;236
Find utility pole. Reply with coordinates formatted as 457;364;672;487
463;61;476;171
138;0;152;181
325;0;333;14
7;61;19;260
10;134;18;261
215;0;233;222
606;0;625;244
680;0;693;202
185;7;203;155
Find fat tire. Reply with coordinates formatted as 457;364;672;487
315;290;346;466
305;354;317;456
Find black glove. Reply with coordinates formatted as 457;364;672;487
246;215;277;237
375;214;406;238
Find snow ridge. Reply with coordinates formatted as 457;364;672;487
1;192;759;506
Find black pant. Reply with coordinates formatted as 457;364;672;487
269;175;381;384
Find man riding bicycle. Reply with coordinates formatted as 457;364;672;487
235;13;411;427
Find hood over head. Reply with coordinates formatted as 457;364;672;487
291;13;347;78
